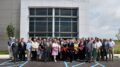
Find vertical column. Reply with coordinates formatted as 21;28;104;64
52;8;55;37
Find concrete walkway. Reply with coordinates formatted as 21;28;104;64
0;55;9;59
0;54;120;59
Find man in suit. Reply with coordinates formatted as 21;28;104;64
18;38;26;61
11;38;18;62
86;38;94;63
67;39;74;62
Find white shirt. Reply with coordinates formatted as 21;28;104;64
93;43;97;48
32;41;39;49
96;41;102;48
109;41;115;48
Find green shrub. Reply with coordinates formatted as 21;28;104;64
6;24;15;37
114;40;120;54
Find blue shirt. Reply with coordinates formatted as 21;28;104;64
26;42;32;51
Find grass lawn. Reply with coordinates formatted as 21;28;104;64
0;50;8;55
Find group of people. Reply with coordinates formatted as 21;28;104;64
7;37;115;63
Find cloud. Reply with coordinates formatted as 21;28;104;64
115;7;120;18
88;0;120;39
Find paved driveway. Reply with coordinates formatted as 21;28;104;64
0;57;120;67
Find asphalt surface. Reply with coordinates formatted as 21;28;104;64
0;57;120;67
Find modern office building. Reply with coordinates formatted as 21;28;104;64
0;0;89;50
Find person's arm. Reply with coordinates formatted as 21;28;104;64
113;41;115;48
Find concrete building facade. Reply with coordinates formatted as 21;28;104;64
0;0;89;50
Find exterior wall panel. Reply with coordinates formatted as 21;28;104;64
0;0;20;50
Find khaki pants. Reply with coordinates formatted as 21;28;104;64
8;46;13;59
27;49;31;61
109;48;114;61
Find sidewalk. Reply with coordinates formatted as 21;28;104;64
0;54;120;59
0;55;9;59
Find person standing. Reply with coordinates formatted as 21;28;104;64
67;39;74;62
61;40;68;61
102;39;109;61
26;38;32;61
96;38;102;61
86;38;93;63
52;39;60;62
92;40;97;62
42;39;52;62
18;38;26;61
108;39;115;61
78;39;85;61
8;37;14;59
74;40;79;60
31;38;39;60
38;40;44;61
11;38;18;62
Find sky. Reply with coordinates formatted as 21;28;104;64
88;0;120;39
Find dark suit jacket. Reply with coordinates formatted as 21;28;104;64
68;42;74;51
18;42;26;52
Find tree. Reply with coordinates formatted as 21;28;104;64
6;24;15;37
116;28;120;40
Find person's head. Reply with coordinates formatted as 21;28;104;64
96;38;99;42
15;38;18;42
93;40;96;44
109;38;112;42
53;39;57;43
33;38;36;42
28;38;31;42
74;40;78;44
43;39;46;42
70;39;73;43
21;38;24;42
103;39;106;42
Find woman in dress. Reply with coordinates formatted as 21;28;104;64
52;39;60;62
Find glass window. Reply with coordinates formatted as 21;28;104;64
36;22;47;32
60;22;71;32
29;8;35;15
55;33;59;37
36;8;47;15
29;33;34;37
47;33;52;37
60;33;71;37
48;8;52;15
72;18;77;21
48;17;52;21
29;22;34;32
72;22;77;32
72;9;77;16
55;22;59;32
36;17;47;21
35;33;46;37
29;8;78;38
72;33;78;37
61;9;71;16
48;22;52;32
55;8;59;15
29;17;35;22
60;18;71;22
55;18;60;21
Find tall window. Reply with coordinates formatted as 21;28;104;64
29;8;52;37
55;8;78;38
29;8;78;38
